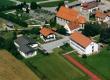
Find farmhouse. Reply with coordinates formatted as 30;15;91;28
95;10;110;22
81;1;99;13
70;32;98;55
56;6;79;26
14;35;38;58
40;27;56;42
64;16;86;34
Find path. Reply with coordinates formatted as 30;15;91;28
40;36;69;53
64;54;101;80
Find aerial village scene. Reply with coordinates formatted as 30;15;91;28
0;0;110;80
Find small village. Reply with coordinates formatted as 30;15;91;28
0;0;110;80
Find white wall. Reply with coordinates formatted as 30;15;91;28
64;24;83;34
56;17;69;26
85;42;98;55
79;0;96;3
70;40;98;55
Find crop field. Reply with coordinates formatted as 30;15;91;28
0;50;40;80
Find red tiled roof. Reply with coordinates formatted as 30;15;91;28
78;16;86;24
68;21;80;30
56;6;79;22
95;10;106;19
40;27;54;37
70;32;92;48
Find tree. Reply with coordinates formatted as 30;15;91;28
0;37;5;49
56;1;64;11
57;26;67;35
82;23;102;37
30;2;38;10
100;28;110;43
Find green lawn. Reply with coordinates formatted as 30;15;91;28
70;47;110;80
0;0;15;6
23;50;88;80
17;0;75;3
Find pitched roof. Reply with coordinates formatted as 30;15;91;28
82;1;98;10
95;10;106;19
56;6;79;22
78;16;86;24
40;27;55;37
70;32;92;48
15;36;36;46
67;21;80;30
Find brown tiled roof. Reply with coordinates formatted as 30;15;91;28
40;27;55;37
70;32;92;48
68;21;80;31
82;1;98;10
78;16;86;24
95;10;106;19
56;6;79;22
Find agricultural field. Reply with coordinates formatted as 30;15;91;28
70;47;110;80
0;50;40;80
23;49;88;80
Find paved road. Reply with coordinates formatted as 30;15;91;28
40;36;69;53
64;54;101;80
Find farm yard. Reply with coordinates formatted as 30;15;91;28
0;50;40;80
70;47;110;80
23;49;88;80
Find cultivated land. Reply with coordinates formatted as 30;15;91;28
70;47;110;80
23;50;88;80
0;50;40;80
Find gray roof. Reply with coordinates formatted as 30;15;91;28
19;45;35;54
7;22;14;27
15;36;37;54
15;35;36;46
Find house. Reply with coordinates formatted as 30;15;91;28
56;6;79;26
95;10;110;22
80;1;99;13
14;35;38;58
40;27;56;42
70;32;98;55
64;16;86;34
6;22;14;30
79;0;96;3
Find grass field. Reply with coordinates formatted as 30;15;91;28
0;0;15;6
70;47;110;80
23;50;88;80
0;50;40;80
17;0;75;3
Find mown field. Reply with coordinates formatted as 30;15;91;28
70;47;110;80
23;49;88;80
0;50;40;80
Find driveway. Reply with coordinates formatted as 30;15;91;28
40;36;69;53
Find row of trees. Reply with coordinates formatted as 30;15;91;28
82;22;110;44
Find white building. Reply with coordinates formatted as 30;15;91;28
79;0;96;3
64;16;86;34
40;27;56;42
95;10;110;22
70;32;98;55
56;6;79;26
80;1;99;13
14;35;38;58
